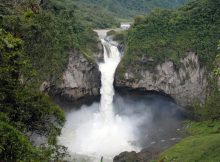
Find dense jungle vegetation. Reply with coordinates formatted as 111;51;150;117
118;0;220;72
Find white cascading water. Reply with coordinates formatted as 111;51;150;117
99;39;120;123
59;37;139;161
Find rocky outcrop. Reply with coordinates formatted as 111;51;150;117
113;149;156;162
114;151;139;162
54;50;101;101
39;31;106;102
40;44;103;102
116;52;208;107
113;141;180;162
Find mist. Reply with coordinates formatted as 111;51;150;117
58;92;183;161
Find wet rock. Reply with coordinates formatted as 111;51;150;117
113;149;155;162
114;138;181;162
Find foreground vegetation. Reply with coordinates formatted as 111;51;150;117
0;27;66;161
0;0;100;160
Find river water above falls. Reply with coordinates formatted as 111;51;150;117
58;31;183;162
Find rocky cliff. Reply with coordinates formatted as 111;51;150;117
116;52;208;107
41;46;103;101
57;51;101;101
40;30;108;102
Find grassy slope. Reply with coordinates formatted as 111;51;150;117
157;121;220;162
118;0;220;75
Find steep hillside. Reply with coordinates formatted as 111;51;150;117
120;0;220;70
43;0;119;28
74;0;188;19
45;0;187;29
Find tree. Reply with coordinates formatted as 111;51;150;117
0;29;65;161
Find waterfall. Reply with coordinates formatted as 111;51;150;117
99;39;121;122
58;35;139;161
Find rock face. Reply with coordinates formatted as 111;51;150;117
54;50;102;101
116;52;208;107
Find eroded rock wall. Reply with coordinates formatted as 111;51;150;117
57;51;101;100
116;52;208;107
